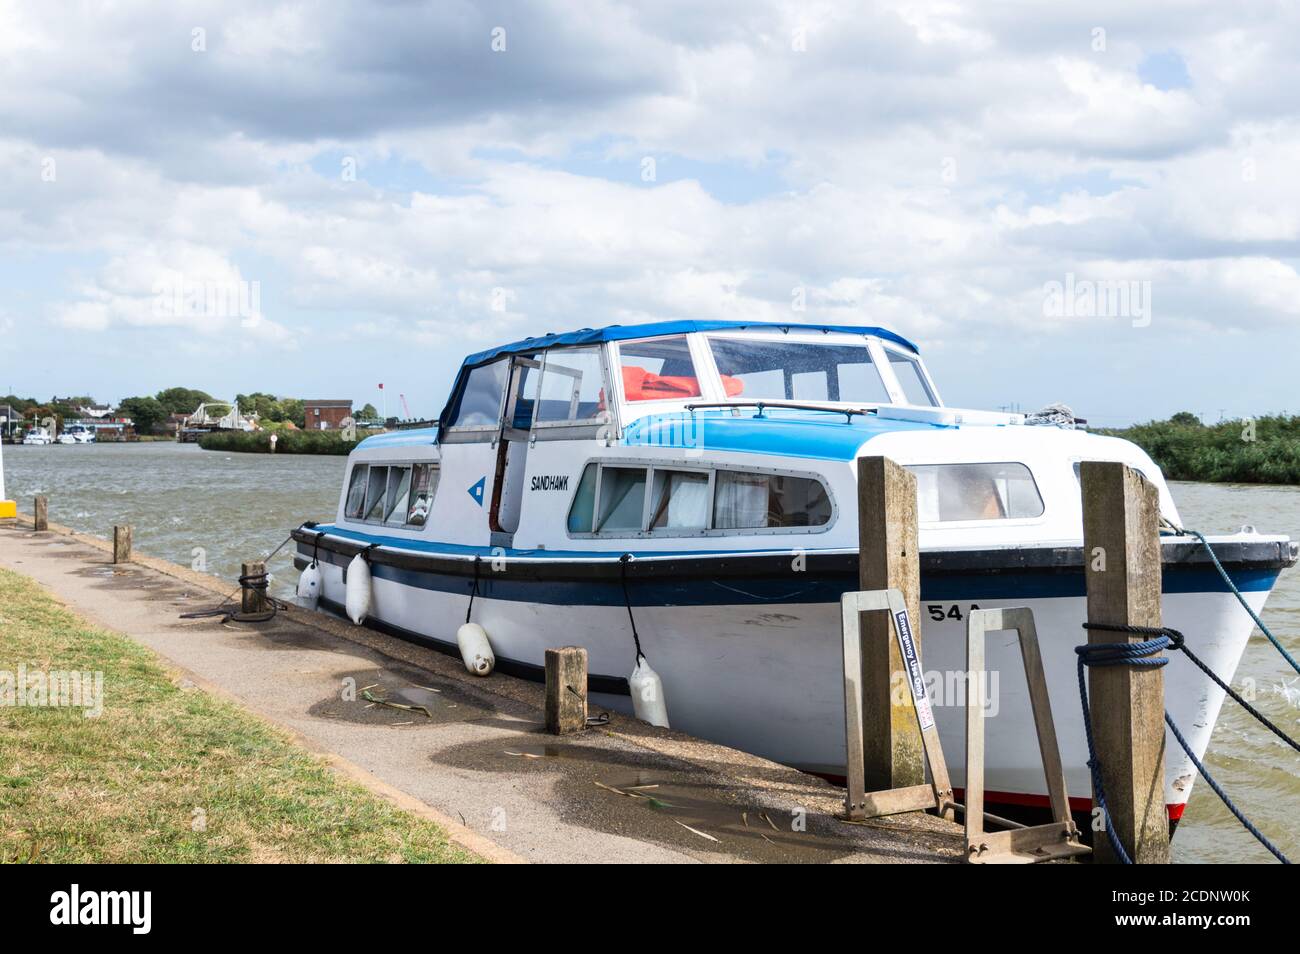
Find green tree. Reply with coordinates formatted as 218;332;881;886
118;396;167;435
358;403;379;420
1169;411;1202;427
155;387;215;416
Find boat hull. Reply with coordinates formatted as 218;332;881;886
294;529;1290;817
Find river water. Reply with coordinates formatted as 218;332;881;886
2;441;1296;863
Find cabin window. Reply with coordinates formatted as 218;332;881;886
649;469;710;530
714;471;831;528
406;464;439;526
619;336;704;402
567;463;598;533
596;467;647;532
707;337;891;404
908;462;1044;522
362;466;390;521
887;351;937;406
345;465;369;519
346;462;438;527
383;467;412;526
567;461;833;536
534;347;607;425
449;359;509;428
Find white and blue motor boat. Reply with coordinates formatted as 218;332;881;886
293;321;1296;823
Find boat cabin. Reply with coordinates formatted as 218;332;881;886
336;321;1175;555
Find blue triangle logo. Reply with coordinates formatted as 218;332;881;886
468;477;486;507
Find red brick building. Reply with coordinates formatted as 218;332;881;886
303;400;353;431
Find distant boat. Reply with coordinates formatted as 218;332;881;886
58;423;96;444
22;427;53;445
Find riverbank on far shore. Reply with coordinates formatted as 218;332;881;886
196;429;382;455
1096;413;1300;485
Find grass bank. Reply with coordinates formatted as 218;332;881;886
0;568;478;863
196;429;380;455
1097;413;1300;484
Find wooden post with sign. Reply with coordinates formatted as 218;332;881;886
857;455;926;790
1080;461;1170;864
842;455;953;822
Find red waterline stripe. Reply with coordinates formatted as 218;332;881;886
953;786;1186;821
814;773;1186;821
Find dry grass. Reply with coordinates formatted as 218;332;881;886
0;568;479;863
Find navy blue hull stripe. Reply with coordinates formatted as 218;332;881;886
298;552;1278;607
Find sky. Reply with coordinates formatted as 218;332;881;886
1;1;1298;426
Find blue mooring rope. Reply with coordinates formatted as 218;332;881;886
1076;625;1292;864
1175;525;1300;676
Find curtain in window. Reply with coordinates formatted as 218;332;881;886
713;472;769;529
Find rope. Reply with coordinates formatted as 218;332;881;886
1166;522;1300;676
1073;635;1168;865
1077;623;1292;863
465;555;480;625
618;554;646;666
1163;711;1290;864
1085;623;1298;753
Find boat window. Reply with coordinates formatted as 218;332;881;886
568;463;598;533
714;470;832;529
908;463;1044;522
649;469;710;530
535;347;607;424
449;359;509;428
708;337;891;404
596;467;646;532
619;336;704;402
568;462;833;536
406;464;439;526
383;467;412;526
362;466;390;521
887;351;936;406
345;465;369;519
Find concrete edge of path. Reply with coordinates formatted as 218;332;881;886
2;514;524;865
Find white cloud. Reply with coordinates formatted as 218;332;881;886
0;1;1297;414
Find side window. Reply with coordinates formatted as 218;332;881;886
888;351;936;406
535;347;607;424
345;465;368;519
383;467;412;526
406;464;439;526
619;336;702;401
567;463;832;535
449;359;509;428
714;471;831;529
596;467;646;532
909;463;1044;522
649;469;709;530
362;466;389;521
568;463;598;533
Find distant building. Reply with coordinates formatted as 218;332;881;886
78;404;113;419
304;400;353;431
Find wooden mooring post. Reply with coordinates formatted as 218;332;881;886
240;560;268;615
856;456;926;791
112;525;132;563
34;495;48;531
1080;461;1170;864
545;646;588;734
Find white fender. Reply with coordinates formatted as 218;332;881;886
456;622;495;676
296;562;321;609
629;656;669;728
345;553;371;624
